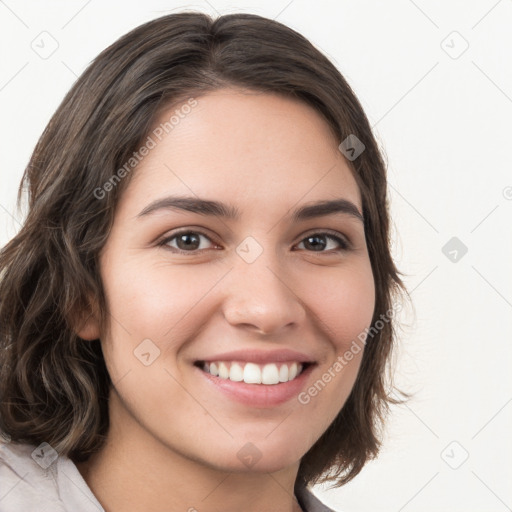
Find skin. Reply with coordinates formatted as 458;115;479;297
75;88;376;512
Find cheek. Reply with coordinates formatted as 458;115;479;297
97;258;210;410
102;253;375;349
101;257;222;338
302;260;376;350
294;260;374;413
100;245;375;373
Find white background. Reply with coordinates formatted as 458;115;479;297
1;1;511;511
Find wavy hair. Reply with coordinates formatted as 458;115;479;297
0;11;409;487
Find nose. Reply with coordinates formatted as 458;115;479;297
221;248;306;336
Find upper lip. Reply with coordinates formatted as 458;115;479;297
195;349;316;364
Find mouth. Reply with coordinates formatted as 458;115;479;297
193;358;316;407
194;360;312;385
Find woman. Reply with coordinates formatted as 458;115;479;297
0;11;408;512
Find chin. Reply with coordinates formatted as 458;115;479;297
199;435;309;474
212;454;301;475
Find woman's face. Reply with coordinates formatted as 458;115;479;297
88;88;375;473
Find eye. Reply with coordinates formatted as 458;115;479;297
158;229;350;255
158;230;218;253
295;231;350;252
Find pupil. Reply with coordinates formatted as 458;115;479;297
305;235;326;251
178;233;199;250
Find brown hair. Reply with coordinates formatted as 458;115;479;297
0;11;409;487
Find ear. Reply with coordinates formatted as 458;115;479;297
72;296;101;341
75;311;101;341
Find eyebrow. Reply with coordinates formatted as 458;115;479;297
136;196;364;224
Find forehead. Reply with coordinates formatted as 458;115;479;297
120;88;362;216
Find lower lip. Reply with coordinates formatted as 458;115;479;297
196;364;315;408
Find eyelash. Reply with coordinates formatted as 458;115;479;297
157;229;351;255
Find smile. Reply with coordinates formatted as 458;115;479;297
197;361;307;385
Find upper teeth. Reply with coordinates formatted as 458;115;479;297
202;361;304;385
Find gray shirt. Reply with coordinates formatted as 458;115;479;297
0;439;336;511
